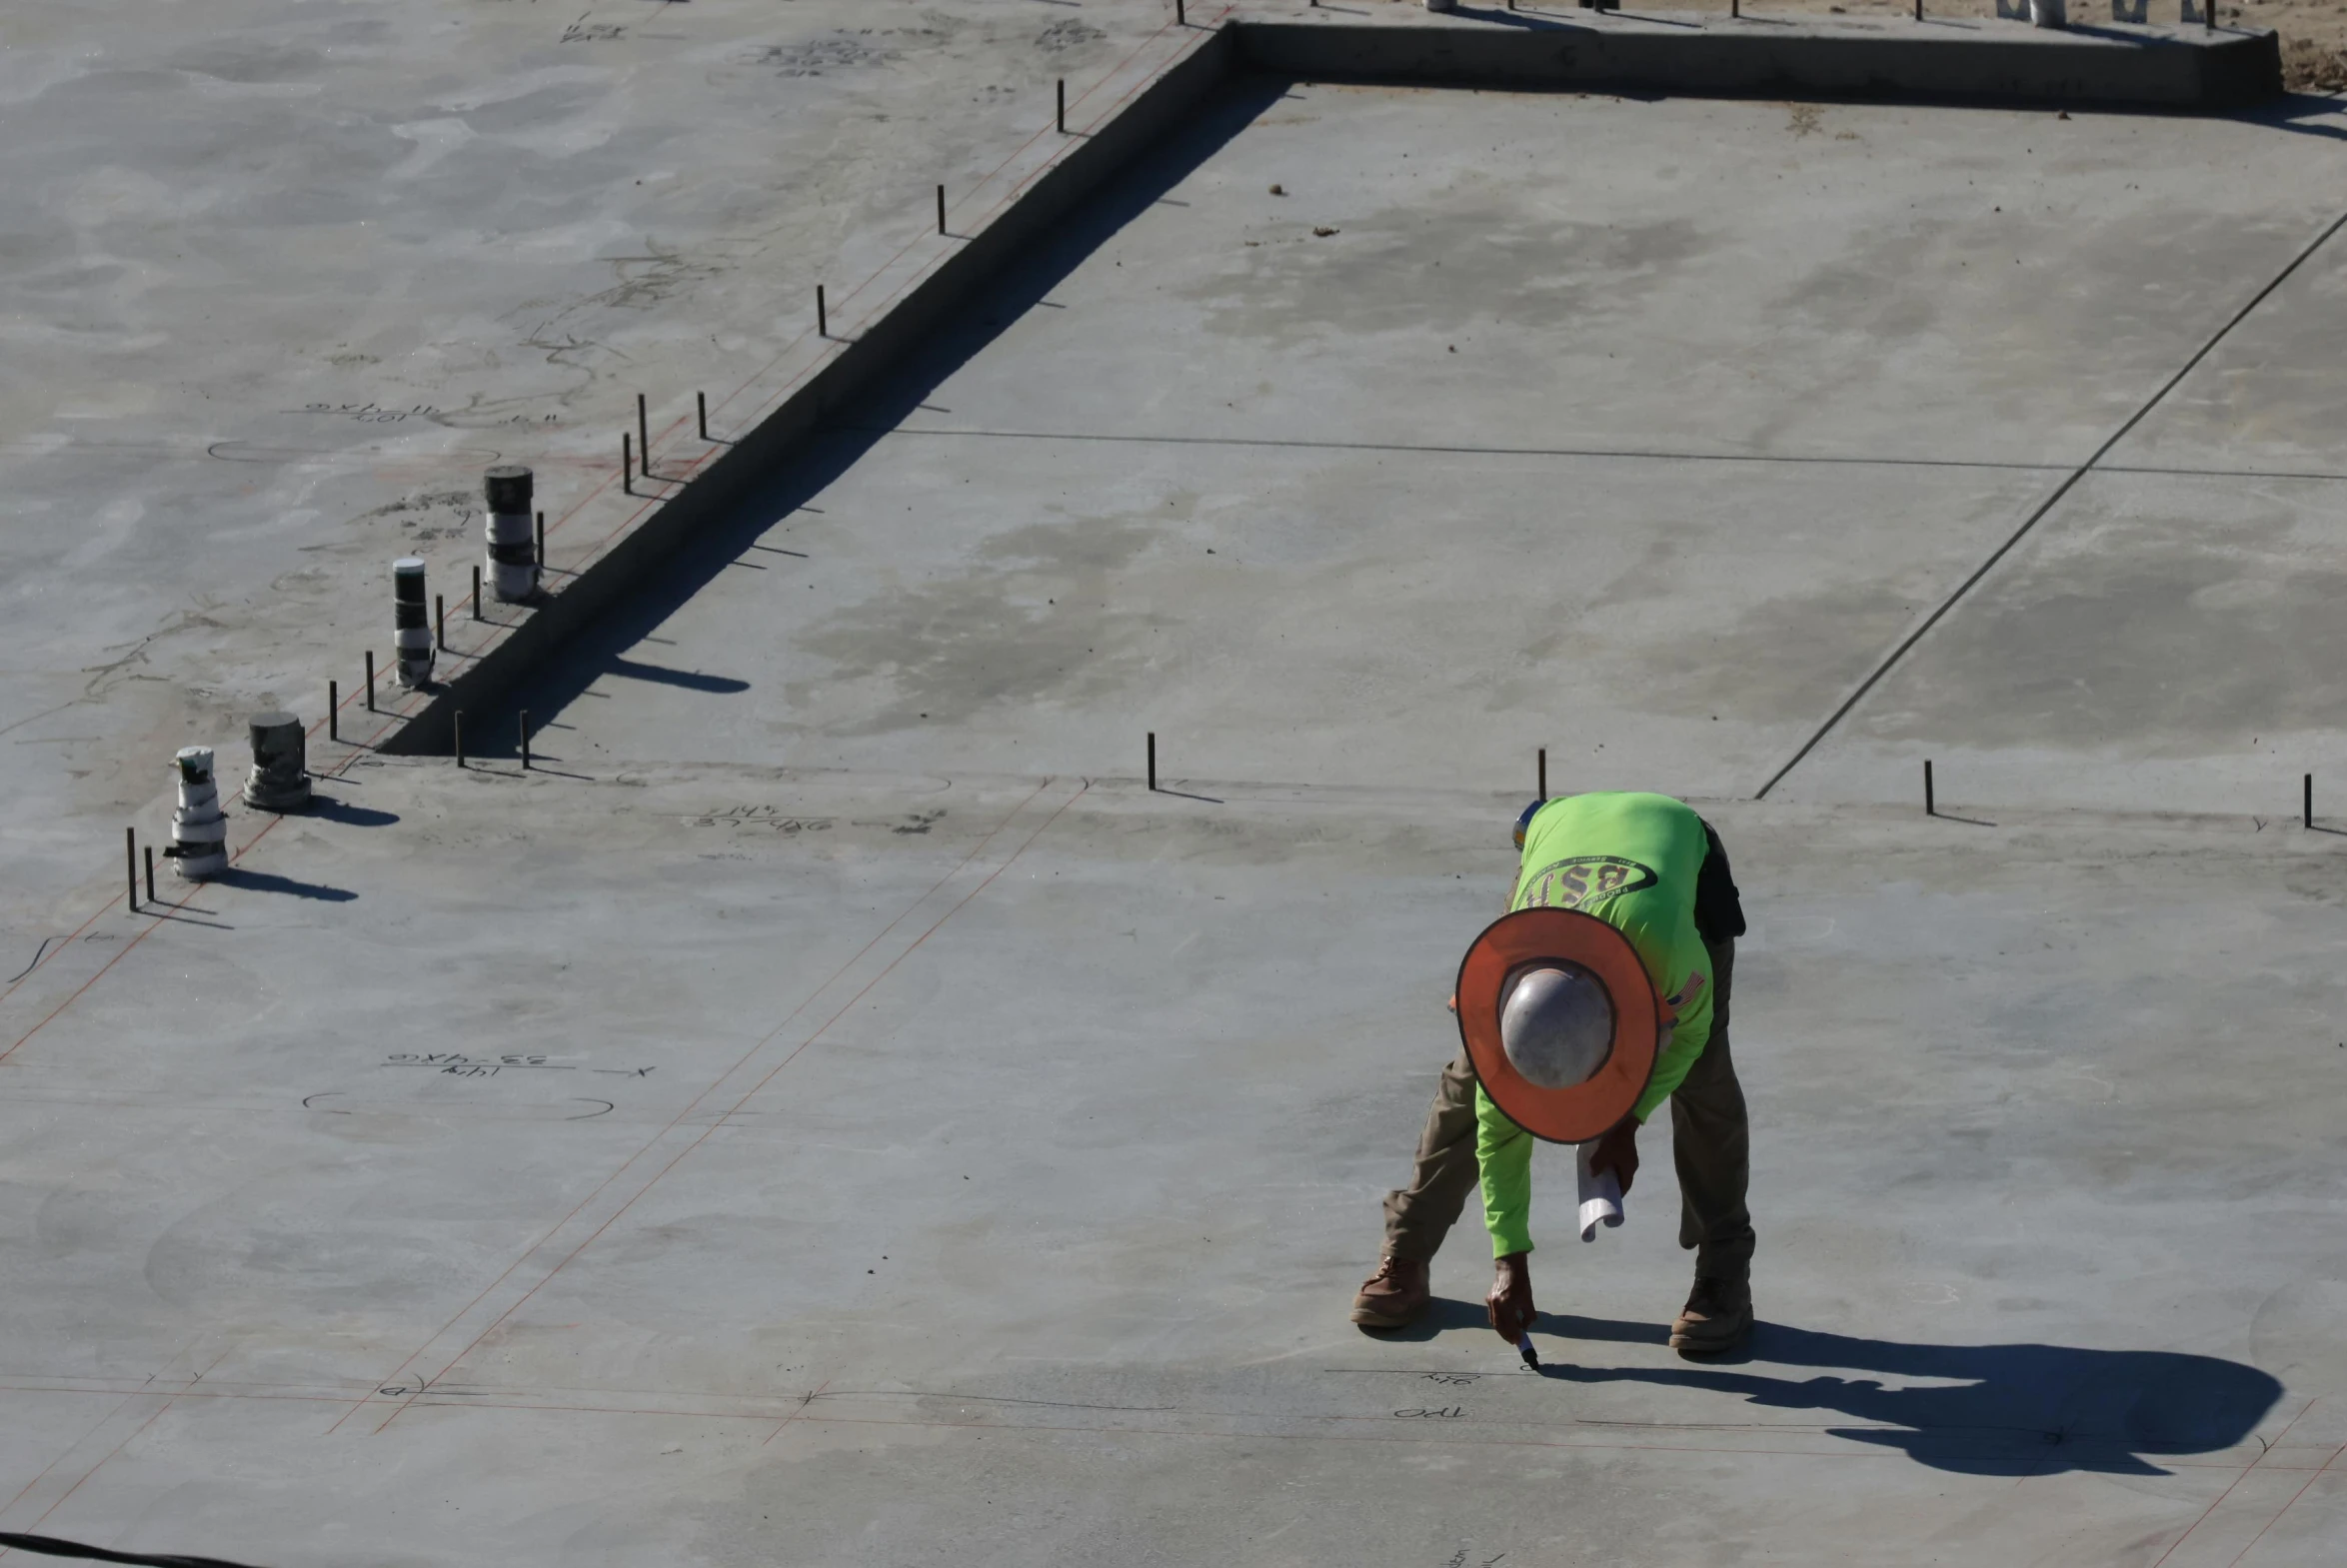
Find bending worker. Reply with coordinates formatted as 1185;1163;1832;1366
1350;790;1753;1356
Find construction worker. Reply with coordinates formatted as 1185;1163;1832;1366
1349;790;1753;1356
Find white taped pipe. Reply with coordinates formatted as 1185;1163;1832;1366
484;465;539;603
170;747;228;879
394;557;433;689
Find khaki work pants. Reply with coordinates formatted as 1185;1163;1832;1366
1379;937;1752;1282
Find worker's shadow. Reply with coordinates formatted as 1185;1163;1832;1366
1531;1313;2283;1477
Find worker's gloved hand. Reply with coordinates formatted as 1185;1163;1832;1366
1589;1113;1640;1196
1487;1252;1535;1342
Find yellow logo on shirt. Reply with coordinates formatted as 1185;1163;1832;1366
1518;855;1657;910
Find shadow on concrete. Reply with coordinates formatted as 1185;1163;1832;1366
2234;92;2347;144
310;794;399;828
213;868;358;903
505;74;1293;736
606;658;751;695
448;750;596;781
142;906;236;931
1447;4;1581;30
1360;1295;1493;1340
1534;1313;2283;1477
2056;21;2177;43
1601;11;1706;30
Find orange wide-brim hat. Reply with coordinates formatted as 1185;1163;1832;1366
1454;906;1661;1145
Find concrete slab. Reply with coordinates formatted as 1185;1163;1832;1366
2;764;2340;1563
514;83;2347;814
852;84;2342;469
2106;234;2347;476
0;3;2320;901
513;429;2059;797
6;27;2347;1568
1779;465;2347;814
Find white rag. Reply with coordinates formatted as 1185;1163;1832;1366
1576;1141;1625;1243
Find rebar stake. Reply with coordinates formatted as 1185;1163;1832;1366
818;285;828;339
1148;733;1159;792
1537;748;1547;798
521;711;532;771
472;564;483;620
1924;759;1936;816
454;712;466;770
638;393;652;481
365;651;376;712
938;184;948;235
1058;79;1067;134
623;433;635;497
698;392;711;443
2305;773;2314;829
329;680;339;743
144;845;156;906
126;826;138;911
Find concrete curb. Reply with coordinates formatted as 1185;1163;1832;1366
1238;15;2280;110
378;10;2277;756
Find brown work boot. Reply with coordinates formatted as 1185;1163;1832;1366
1669;1275;1752;1357
1350;1253;1431;1329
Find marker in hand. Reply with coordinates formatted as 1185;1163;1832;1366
1517;1333;1539;1370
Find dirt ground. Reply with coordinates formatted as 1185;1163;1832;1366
1412;0;2347;90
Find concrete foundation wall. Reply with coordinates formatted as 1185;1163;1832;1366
1238;18;2282;109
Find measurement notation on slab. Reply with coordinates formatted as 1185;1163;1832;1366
384;1052;656;1078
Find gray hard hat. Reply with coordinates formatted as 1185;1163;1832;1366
1498;961;1616;1089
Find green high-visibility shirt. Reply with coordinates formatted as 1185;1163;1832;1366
1475;791;1715;1258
